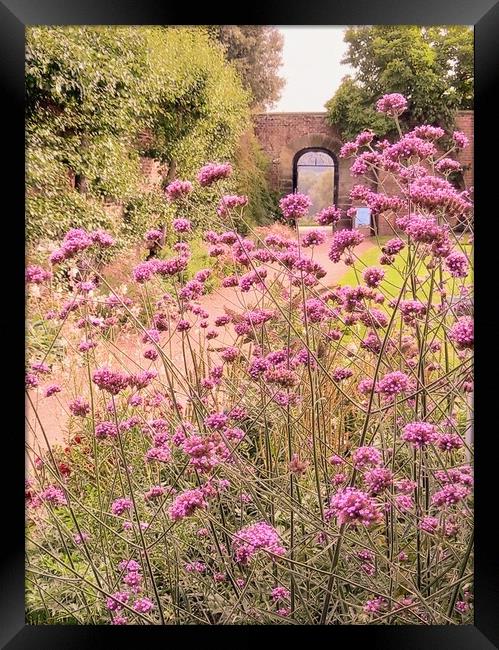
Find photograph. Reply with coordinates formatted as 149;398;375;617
23;23;476;627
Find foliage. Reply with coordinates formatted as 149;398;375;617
26;26;269;251
209;26;285;110
232;130;279;229
140;28;250;175
326;26;474;139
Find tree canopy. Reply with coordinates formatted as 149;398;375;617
326;26;473;140
209;26;285;110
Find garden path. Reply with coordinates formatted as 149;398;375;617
26;229;375;457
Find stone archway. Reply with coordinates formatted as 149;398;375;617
278;132;342;196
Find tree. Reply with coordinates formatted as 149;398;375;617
326;26;473;140
26;27;263;244
209;26;285;110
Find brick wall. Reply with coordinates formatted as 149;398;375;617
454;111;474;189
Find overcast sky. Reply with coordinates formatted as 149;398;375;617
272;27;353;113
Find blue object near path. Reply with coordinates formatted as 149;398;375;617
355;207;371;228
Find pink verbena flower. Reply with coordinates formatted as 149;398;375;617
26;265;52;284
233;521;286;564
449;316;473;350
40;485;67;506
111;498;133;516
301;229;326;247
401;422;438;448
420;516;439;534
279;193;312;220
382;238;405;256
168;488;208;521
332;367;353;382
90;229;115;247
363;267;385;288
364;467;393;495
44;383;61;398
92;367;129;395
352;446;382;469
445;251;469;278
271;586;291;602
326;487;382;527
431;484;470;508
144;486;165;500
106;591;130;612
144;229;163;243
217;194;248;216
132;260;158;283
452;131;469;149
172;218;191;233
364;596;388;615
133;597;154;613
197;163;232;187
435;158;462;175
436;432;464;451
165;179;193;200
220;346;240;363
328;229;364;263
316;205;342;225
376;371;412;396
376;93;408;117
95;421;118;439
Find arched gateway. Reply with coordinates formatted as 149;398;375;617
252;112;353;228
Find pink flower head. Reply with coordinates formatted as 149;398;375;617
26;265;52;284
44;383;61;398
301;229;326;247
217;194;248;216
165;179;193;200
271;586;291;602
111;498;133;516
445;251;469;278
40;485;67;506
449;316;473;350
401;421;437;449
144;229;163;243
92;367;129;395
376;93;408;117
352;446;382;469
363;267;385;288
364;467;393;495
197;163;232;187
316;205;342;225
168;488;208;521
133;597;154;614
106;591;130;612
376;371;412;397
279;193;312;221
172;218;191;233
452;131;469;149
233;521;286;564
326;487;382;527
90;229;114;248
431;483;470;508
329;229;364;263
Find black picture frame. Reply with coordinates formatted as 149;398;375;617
4;1;498;647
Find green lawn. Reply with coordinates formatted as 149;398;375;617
338;234;473;303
